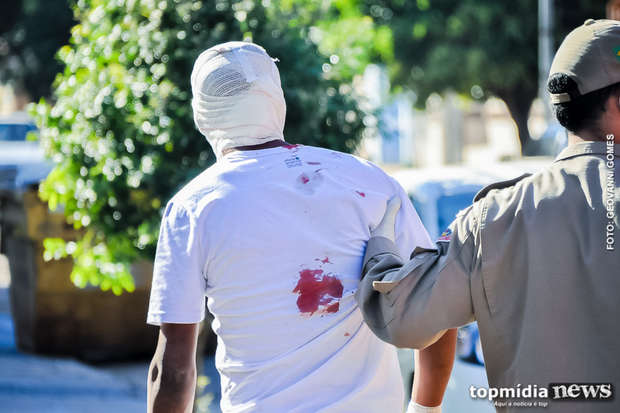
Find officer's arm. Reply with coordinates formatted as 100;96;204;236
147;323;199;413
356;203;479;349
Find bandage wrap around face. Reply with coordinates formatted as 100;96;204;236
190;41;287;158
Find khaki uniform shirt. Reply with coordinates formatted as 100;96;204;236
357;142;620;412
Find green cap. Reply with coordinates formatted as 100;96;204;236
549;19;620;104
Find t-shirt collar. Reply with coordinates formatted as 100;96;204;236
554;141;620;162
219;145;301;161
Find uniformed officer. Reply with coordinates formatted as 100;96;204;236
357;19;620;413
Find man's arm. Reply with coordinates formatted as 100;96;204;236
148;323;200;413
413;329;457;407
366;196;469;411
383;185;458;411
356;198;479;349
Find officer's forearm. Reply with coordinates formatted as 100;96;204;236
358;237;446;348
359;233;475;349
412;329;457;407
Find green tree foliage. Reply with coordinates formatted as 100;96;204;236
277;0;395;80
357;0;606;151
33;0;367;293
554;1;607;41
0;0;74;100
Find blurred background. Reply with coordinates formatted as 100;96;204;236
0;0;614;412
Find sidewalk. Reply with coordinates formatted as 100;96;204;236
0;253;221;413
0;286;148;412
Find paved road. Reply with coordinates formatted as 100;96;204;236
0;297;144;412
443;358;495;412
0;287;225;413
0;254;144;411
0;287;146;412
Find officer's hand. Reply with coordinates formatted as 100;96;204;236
371;196;401;241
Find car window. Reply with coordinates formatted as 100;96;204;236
0;124;37;141
410;195;429;231
436;192;478;233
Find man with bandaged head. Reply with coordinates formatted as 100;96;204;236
146;41;456;413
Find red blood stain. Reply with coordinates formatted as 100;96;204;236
292;269;344;315
283;144;299;150
307;161;321;165
344;332;350;337
315;257;331;264
296;171;323;194
356;191;366;197
325;302;340;313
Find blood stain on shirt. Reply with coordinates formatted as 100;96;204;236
344;332;350;337
315;257;331;264
356;191;366;198
325;302;339;313
296;171;324;194
292;269;343;315
283;144;300;150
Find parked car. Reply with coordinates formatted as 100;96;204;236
391;158;551;366
0;112;52;191
524;122;568;157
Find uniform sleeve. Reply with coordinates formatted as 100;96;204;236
147;201;207;326
356;202;481;349
389;177;435;255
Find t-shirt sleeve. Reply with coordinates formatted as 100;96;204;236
389;177;434;256
147;200;207;326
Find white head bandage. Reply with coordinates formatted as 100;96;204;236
190;41;287;158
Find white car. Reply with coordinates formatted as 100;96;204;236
0;113;52;190
392;159;552;239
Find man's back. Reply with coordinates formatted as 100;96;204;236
148;144;432;412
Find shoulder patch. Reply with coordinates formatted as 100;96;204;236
437;228;452;243
473;173;532;202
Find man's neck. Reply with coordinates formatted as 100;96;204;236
221;139;288;156
568;131;620;145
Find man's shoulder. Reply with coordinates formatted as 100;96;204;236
303;145;371;164
474;161;574;210
303;145;391;179
473;173;533;203
473;163;572;231
167;163;226;215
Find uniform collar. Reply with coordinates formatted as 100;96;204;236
554;141;620;162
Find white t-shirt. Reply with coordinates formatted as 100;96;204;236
147;144;433;413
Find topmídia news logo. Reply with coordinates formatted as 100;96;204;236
548;383;613;401
469;383;614;404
